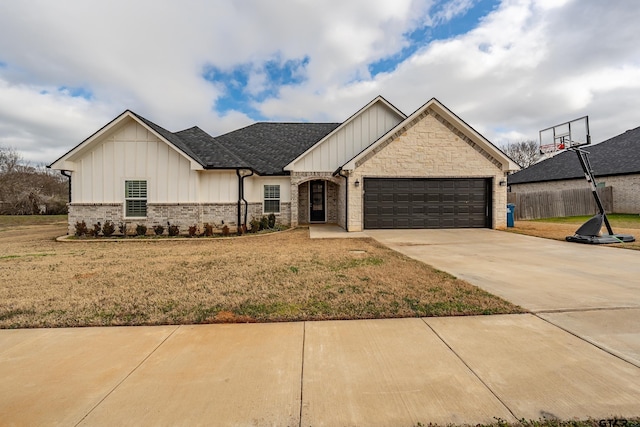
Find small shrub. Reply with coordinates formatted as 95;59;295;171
88;222;102;237
249;218;261;233
221;225;230;236
203;223;214;237
260;216;269;230
135;224;147;236
74;220;88;237
153;224;165;236
168;223;180;236
268;213;276;228
188;225;198;237
102;221;115;237
118;222;127;236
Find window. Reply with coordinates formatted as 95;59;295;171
125;180;147;217
263;184;280;213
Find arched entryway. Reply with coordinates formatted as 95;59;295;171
296;178;340;225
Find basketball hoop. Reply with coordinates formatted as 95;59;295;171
539;116;589;158
539;144;557;156
539;142;566;156
538;115;634;244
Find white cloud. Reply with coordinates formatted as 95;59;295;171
0;0;639;165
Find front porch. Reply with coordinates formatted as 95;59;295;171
290;173;346;228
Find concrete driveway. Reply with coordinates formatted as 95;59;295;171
366;228;640;367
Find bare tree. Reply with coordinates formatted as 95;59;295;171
0;146;21;174
501;140;541;169
0;146;68;214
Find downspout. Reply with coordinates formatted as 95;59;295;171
241;169;254;229
337;168;349;232
236;168;254;234
60;170;72;203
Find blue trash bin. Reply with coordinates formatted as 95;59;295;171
506;203;515;227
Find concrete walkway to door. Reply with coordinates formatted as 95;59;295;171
366;228;640;367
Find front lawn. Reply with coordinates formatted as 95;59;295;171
0;220;522;328
0;214;67;230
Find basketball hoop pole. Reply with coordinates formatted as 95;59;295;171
571;146;614;235
540;116;634;243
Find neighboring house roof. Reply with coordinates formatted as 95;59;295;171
508;126;640;185
214;122;340;175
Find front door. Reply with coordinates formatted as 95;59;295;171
310;180;326;222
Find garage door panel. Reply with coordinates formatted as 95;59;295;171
364;178;490;229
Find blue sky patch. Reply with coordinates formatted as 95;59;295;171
58;86;93;100
369;0;499;76
203;55;310;118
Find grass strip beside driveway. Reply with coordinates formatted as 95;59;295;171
508;214;640;250
0;221;522;328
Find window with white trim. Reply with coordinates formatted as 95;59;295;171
263;184;280;213
125;180;147;217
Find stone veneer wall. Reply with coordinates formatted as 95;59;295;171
337;176;347;229
66;201;292;235
290;172;344;227
291;173;342;225
326;181;339;223
510;173;640;214
298;182;309;224
347;109;508;231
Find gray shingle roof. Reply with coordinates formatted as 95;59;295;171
131;112;340;175
508;126;640;185
214;122;341;175
174;127;247;169
129;112;207;166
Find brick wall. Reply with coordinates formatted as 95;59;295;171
65;201;292;235
67;203;123;235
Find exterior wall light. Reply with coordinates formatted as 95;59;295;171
354;179;360;187
499;180;507;186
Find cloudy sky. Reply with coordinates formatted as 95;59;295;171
1;0;639;165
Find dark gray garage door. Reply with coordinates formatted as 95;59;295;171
364;178;491;229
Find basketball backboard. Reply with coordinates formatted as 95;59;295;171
539;116;590;157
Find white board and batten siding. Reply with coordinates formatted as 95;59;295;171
287;101;404;172
71;119;198;204
199;171;239;203
244;176;292;204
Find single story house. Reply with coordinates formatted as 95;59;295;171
508;126;640;214
49;96;519;234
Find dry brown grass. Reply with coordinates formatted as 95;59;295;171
508;219;640;250
0;218;522;328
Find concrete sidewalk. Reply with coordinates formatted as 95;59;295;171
2;316;640;426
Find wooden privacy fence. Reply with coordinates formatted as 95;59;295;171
507;186;613;220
